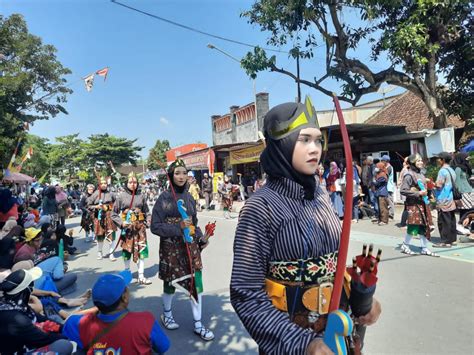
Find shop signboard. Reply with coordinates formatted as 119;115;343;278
230;143;265;165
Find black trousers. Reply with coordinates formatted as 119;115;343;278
437;210;457;244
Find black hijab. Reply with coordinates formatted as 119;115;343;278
167;159;189;194
0;189;17;214
260;102;317;199
451;152;471;177
407;154;422;173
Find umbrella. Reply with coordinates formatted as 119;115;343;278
2;172;35;184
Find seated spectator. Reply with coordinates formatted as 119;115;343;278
63;270;170;354
0;217;17;239
358;196;376;219
34;242;78;296
12;260;91;322
0;189;19;229
0;268;73;354
55;225;77;255
23;213;36;228
14;228;43;263
0;236;17;271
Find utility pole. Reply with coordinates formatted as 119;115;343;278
296;53;301;103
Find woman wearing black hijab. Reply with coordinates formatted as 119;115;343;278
150;159;214;341
230;98;380;354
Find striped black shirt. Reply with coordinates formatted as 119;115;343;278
230;177;341;354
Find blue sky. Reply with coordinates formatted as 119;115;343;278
3;0;402;156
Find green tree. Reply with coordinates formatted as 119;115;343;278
0;14;72;168
18;134;51;179
48;133;84;179
241;0;473;128
147;139;170;170
82;133;143;169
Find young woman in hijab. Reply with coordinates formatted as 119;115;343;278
151;159;214;341
230;98;380;355
87;176;117;261
451;152;473;209
326;161;344;218
111;172;151;284
399;154;438;256
79;184;96;242
0;268;73;354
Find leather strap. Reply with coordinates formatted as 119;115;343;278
85;311;128;352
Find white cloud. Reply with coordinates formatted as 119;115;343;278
159;117;169;125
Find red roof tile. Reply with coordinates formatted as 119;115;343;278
365;91;465;132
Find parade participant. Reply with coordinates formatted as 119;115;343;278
87;176;117;261
150;159;214;341
230;99;380;354
62;270;170;354
201;173;213;211
111;172;151;285
80;184;95;242
218;175;234;219
399;154;438;256
0;268;74;354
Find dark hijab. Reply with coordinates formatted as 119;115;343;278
407;154;422;174
260;102;317;199
0;189;17;214
167;159;189;194
451;152;471;177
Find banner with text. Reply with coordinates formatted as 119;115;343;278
230;143;265;165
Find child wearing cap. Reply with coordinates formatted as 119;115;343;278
62;270;170;354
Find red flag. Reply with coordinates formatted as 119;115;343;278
96;67;109;81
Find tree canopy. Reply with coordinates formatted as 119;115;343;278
14;133;143;183
147;139;171;170
241;0;473;128
0;14;72;169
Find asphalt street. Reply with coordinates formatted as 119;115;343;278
64;203;474;355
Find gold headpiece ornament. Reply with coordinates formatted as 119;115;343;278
127;171;137;180
167;159;187;174
268;96;319;140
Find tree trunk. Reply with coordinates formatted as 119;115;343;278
421;92;448;129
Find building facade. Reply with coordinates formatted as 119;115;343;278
211;92;269;146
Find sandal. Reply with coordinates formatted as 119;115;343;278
194;323;214;341
432;243;452;248
138;278;152;285
401;243;416;255
161;312;179;330
421;249;439;257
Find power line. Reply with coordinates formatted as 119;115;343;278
110;0;289;54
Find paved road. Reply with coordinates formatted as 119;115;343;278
64;204;474;354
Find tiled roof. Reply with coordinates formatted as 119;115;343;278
365;91;465;132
